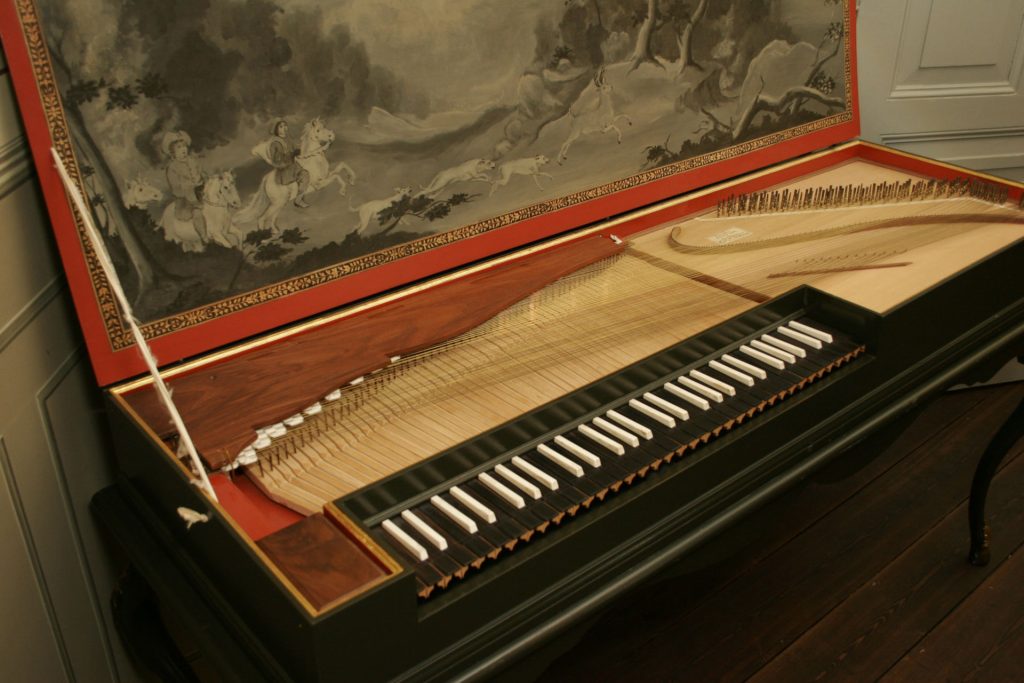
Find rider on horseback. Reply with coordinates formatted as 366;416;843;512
264;120;311;208
162;131;207;239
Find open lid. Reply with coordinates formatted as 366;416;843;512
0;0;858;385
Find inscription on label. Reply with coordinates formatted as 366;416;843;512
708;227;753;245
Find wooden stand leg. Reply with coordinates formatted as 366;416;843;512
968;395;1024;566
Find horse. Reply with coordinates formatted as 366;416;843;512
112;176;163;237
297;117;357;197
123;176;163;209
158;172;242;253
234;117;357;232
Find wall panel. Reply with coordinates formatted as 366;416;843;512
859;0;1024;180
0;51;141;683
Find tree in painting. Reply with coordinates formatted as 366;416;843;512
35;0;848;324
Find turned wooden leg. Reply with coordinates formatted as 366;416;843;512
968;395;1024;566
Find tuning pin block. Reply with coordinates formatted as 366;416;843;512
717;174;1009;217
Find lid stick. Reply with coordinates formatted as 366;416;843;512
49;148;217;502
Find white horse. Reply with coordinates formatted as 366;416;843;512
297;117;357;196
159;172;242;253
115;176;164;237
123;176;163;209
234;117;357;231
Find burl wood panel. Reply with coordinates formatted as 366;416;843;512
124;236;623;469
256;513;390;611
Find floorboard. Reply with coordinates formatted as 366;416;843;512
540;384;1024;683
751;436;1024;682
878;538;1024;683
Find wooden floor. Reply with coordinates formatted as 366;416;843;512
538;382;1024;683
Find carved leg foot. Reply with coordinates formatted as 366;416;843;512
968;522;991;567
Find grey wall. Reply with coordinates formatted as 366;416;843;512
0;3;1021;681
0;53;141;682
858;0;1024;182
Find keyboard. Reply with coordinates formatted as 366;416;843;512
354;314;865;599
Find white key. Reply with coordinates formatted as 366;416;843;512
450;486;497;523
401;510;447;551
512;456;559;490
778;326;823;349
643;392;690;420
664;382;710;410
574;426;623;457
723;353;768;379
431;495;478;534
382;519;428;561
709;360;754;387
593;416;641;447
479;472;525;509
538;443;585;476
740;344;786;370
495;464;542;500
751;339;795;364
762;333;806;358
689;369;736;396
788;320;833;343
630;398;675;427
606;410;653;440
678;376;724;402
236;447;258;466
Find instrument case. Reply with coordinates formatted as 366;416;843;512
2;1;1022;679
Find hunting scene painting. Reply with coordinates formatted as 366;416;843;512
35;0;849;326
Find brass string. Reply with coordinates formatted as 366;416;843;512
246;180;1023;513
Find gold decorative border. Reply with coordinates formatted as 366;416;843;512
15;0;855;352
15;0;128;346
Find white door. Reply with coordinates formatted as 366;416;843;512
858;0;1024;181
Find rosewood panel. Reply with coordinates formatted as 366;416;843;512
124;235;624;468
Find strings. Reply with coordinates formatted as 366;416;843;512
250;255;752;511
245;166;1024;514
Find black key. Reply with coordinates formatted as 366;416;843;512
392;516;462;578
617;404;703;458
520;449;598;502
647;388;723;434
437;491;507;549
725;349;803;386
372;529;443;587
403;510;477;568
585;417;663;475
419;504;495;560
456;480;528;541
604;407;683;466
465;478;544;534
558;430;633;483
504;460;580;513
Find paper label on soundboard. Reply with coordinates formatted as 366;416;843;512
708;227;753;245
